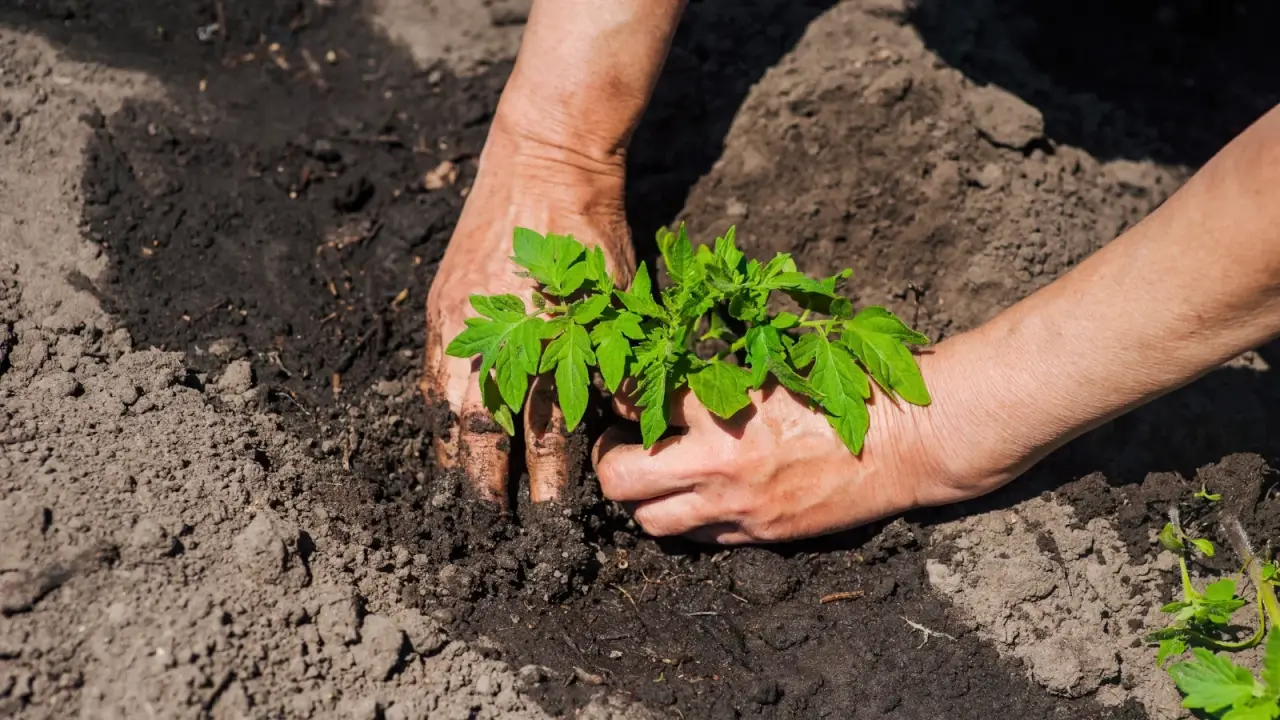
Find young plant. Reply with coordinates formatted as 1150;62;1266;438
444;225;931;454
1167;627;1279;720
1150;514;1257;666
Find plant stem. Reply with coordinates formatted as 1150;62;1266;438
1222;517;1280;629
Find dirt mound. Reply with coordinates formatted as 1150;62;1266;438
3;0;1278;718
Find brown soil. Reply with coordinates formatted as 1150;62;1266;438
2;0;1277;719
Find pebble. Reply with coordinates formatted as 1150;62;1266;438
966;84;1045;150
216;360;254;395
354;614;406;681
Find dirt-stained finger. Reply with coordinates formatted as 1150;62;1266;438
421;311;462;470
525;374;569;503
459;381;509;507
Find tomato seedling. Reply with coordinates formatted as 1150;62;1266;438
445;225;931;453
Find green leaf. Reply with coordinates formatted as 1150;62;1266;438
1170;649;1261;712
479;373;516;435
569;293;611;324
1223;702;1280;720
1191;538;1217;558
770;312;800;329
618;262;664;318
791;335;870;410
592;311;643;394
847;306;930;345
688;362;753;419
714;226;743;265
636;360;669;448
445;298;553;413
470;293;526;321
1159;523;1185;553
586;246;612;292
1260;627;1280;694
841;308;930;406
540;323;596;432
658;224;701;287
1158;637;1189;668
511;228;589;296
745;325;783;389
829;401;871;454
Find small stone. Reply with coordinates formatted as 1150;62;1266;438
112;377;141;406
391;609;447;656
517;664;546;687
474;673;496;696
128;517;178;559
208;337;244;358
34;371;80;398
354;614;407;680
725;198;749;220
232;512;308;587
423;161;458;191
316;586;362;646
373;380;403;397
216;360;254;395
966;84;1045;150
973;163;1005;189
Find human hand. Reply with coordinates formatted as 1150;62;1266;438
422;123;635;507
592;350;1022;544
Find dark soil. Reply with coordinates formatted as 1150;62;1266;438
5;0;1278;718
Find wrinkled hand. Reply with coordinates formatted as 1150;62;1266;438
593;353;1016;544
422;129;634;506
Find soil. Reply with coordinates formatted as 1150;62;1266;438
2;1;1277;719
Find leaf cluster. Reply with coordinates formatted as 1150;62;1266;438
445;225;931;453
1168;631;1280;720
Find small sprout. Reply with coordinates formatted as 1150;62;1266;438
1160;521;1215;558
1194;484;1222;502
447;225;931;454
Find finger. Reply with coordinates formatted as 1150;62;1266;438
630;491;718;537
458;377;509;507
610;386;704;428
421;313;463;470
593;427;706;502
685;523;754;546
525;374;570;503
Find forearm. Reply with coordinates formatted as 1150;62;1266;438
491;0;686;165
936;105;1280;477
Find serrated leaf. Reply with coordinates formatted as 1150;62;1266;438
637;361;669;448
511;228;589;296
1158;637;1189;668
1222;702;1280;720
793;333;875;412
570;293;611;324
688;362;753;419
658;224;701;287
480;373;515;435
470;293;526;321
618;262;664;318
539;323;596;432
591;311;642;394
714;226;744;270
770;312;800;329
829;400;871;454
586;246;612;292
1170;649;1261;712
768;355;820;403
841;309;930;406
445;316;508;359
849;306;930;345
745;326;783;389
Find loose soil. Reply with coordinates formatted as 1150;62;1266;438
2;1;1277;719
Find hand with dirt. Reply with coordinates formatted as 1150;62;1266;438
422;131;633;505
421;0;686;506
596;105;1280;543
